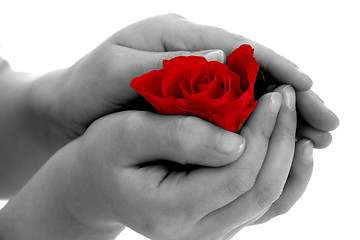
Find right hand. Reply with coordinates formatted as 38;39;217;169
5;87;309;240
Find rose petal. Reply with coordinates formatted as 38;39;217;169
190;68;207;94
161;67;190;98
164;56;208;72
221;87;240;102
228;70;244;97
131;45;259;133
131;70;166;97
227;44;258;91
245;55;259;86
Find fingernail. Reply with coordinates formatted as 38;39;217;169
282;85;296;110
203;50;225;63
269;92;282;114
215;131;246;155
304;139;314;163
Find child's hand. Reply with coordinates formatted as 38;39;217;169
0;87;312;240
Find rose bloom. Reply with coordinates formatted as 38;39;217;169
131;44;259;133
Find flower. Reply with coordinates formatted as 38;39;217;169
130;44;259;133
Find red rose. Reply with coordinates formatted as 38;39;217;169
130;44;259;133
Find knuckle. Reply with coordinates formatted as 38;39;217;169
259;123;273;139
261;49;279;72
161;13;186;20
169;116;222;164
278;126;296;140
256;185;283;209
230;33;246;47
227;169;255;197
156;54;166;70
144;213;189;239
147;221;170;239
143;219;170;239
230;32;245;41
169;116;196;157
119;111;148;130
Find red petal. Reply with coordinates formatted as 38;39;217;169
227;44;259;91
131;49;259;133
161;67;190;98
131;70;165;97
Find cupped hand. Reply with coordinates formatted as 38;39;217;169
31;14;338;149
54;86;304;240
114;14;339;148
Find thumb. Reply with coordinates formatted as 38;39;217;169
105;46;226;105
114;111;245;167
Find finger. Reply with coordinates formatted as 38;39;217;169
170;92;281;218
198;86;296;232
111;111;246;168
297;90;339;131
251;139;314;225
297;120;332;148
114;14;312;91
274;86;333;148
247;85;296;212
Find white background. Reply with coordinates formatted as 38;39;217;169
0;0;359;239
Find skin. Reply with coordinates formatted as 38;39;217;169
1;88;299;240
0;14;338;239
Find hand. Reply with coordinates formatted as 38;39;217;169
222;86;315;239
3;14;328;199
72;87;301;239
13;87;299;240
114;14;339;148
0;86;311;240
30;14;338;150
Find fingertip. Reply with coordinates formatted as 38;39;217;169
297;123;333;149
269;92;282;114
282;85;296;111
297;90;340;131
314;132;332;149
214;130;246;160
303;139;314;163
329;112;340;131
319;108;340;131
296;69;313;91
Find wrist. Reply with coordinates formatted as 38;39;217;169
0;69;64;197
0;140;125;240
28;68;74;146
